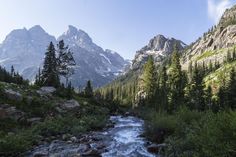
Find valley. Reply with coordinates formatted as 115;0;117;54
1;1;236;157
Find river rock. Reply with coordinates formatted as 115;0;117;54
82;149;101;157
147;143;167;154
147;144;160;153
71;136;78;143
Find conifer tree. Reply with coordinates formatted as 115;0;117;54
186;63;205;110
66;81;73;99
168;47;184;111
11;65;15;77
204;86;213;109
84;80;93;97
141;56;157;106
41;42;60;87
225;68;236;109
57;40;76;86
159;66;168;111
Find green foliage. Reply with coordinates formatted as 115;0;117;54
0;130;37;156
0;65;28;85
142;56;157;105
142;107;236;157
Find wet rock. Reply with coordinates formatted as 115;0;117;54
71;136;78;143
147;144;159;153
147;143;167;154
62;134;71;141
33;152;48;157
77;144;90;153
82;149;101;157
4;89;23;101
31;145;49;157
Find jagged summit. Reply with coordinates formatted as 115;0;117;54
131;34;186;70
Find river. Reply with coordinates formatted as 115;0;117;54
28;116;156;157
102;116;155;157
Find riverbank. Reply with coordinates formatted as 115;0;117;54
0;82;111;156
134;106;236;157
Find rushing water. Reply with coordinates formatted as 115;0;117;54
28;116;156;157
102;116;155;157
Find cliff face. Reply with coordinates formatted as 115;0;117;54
182;5;236;69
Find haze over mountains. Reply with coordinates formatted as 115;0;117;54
0;25;129;87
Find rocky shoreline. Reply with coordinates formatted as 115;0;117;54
26;114;162;157
26;120;115;157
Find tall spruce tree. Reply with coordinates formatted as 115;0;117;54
186;63;205;110
84;80;93;97
142;56;157;106
159;66;168;111
168;47;184;112
225;68;236;109
41;42;60;87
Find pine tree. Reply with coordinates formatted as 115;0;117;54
66;81;73;99
11;65;15;77
84;80;93;97
41;42;60;87
57;40;76;86
159;66;168;111
168;47;184;112
141;56;157;106
225;68;236;109
204;86;213;110
209;60;213;72
226;49;231;62
233;47;236;60
186;63;205;110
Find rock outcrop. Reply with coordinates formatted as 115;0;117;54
182;5;236;69
131;35;186;70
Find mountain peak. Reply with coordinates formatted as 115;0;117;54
29;25;45;33
131;34;185;70
67;25;78;34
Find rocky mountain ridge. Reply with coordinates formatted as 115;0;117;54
0;25;129;87
131;34;186;71
181;5;236;69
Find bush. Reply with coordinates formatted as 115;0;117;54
0;130;36;156
145;112;177;143
164;110;236;157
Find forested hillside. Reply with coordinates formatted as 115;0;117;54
98;4;236;156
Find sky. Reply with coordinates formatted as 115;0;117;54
0;0;236;59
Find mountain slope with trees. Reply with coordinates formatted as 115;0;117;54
98;4;236;156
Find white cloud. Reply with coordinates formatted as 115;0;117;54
207;0;232;23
